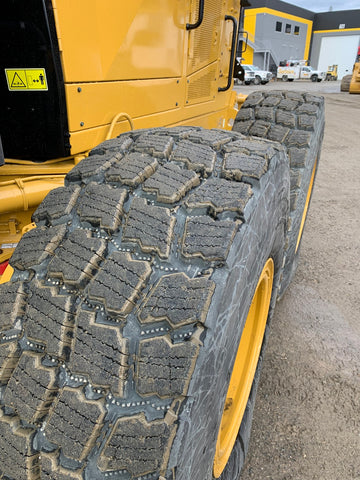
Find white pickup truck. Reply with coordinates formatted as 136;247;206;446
277;65;326;82
242;65;273;85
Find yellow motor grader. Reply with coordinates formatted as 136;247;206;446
0;1;324;479
349;62;360;93
341;62;360;93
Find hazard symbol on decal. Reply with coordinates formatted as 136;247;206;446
5;68;48;91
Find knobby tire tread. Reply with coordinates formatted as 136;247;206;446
0;127;289;480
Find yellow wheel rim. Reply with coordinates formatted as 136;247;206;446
295;158;317;253
213;258;274;478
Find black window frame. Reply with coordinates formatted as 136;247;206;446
275;21;282;32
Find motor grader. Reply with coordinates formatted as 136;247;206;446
349;61;360;93
340;62;360;93
0;1;324;479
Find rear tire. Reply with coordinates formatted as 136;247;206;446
341;74;352;92
0;127;290;479
282;75;288;82
233;90;325;297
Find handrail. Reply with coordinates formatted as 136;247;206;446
218;15;238;92
238;30;248;54
105;112;134;141
186;0;204;30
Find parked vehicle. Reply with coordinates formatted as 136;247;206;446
341;62;360;93
277;64;326;82
242;64;273;84
326;64;338;81
234;58;256;84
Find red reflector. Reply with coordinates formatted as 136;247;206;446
0;261;9;275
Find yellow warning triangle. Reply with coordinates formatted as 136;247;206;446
11;72;27;88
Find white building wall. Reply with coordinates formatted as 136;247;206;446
317;35;360;78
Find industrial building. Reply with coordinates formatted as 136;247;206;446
241;0;360;78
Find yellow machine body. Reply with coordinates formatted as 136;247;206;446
0;0;244;274
55;0;239;151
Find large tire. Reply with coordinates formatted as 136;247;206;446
254;75;261;85
341;74;352;92
0;127;289;479
233;90;325;296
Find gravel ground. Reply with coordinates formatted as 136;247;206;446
234;80;360;480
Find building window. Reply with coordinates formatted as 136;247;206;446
294;26;300;35
276;21;282;32
285;24;291;34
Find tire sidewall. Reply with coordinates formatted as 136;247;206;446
279;141;321;295
219;219;286;480
279;111;325;296
168;150;290;480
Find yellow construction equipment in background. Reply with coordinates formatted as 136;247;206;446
349;62;360;93
341;62;360;93
325;64;338;81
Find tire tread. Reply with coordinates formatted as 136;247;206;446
1;127;287;479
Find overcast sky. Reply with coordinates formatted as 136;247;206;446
287;0;360;13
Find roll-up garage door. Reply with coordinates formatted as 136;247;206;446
318;34;360;79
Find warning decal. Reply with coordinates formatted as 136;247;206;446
5;68;48;91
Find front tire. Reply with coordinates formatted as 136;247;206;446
0;127;290;479
254;75;261;85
